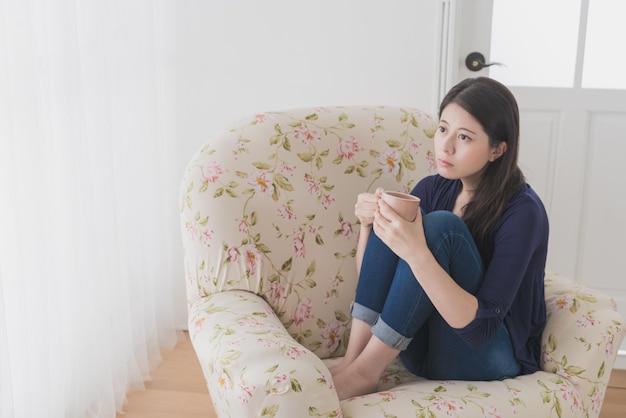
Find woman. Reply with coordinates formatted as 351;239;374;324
331;77;549;400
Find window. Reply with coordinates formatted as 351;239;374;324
489;0;625;89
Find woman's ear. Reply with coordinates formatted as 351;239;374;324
490;141;508;162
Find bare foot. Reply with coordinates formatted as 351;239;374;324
332;366;380;400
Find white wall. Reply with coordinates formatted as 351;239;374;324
163;0;440;327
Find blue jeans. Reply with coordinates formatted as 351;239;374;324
352;210;520;380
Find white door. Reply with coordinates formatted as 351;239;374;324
437;0;626;367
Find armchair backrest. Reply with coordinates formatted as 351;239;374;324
180;106;437;358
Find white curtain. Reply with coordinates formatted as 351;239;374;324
0;1;183;416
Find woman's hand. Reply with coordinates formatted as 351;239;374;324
373;197;428;263
354;187;384;228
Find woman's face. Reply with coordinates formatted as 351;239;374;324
434;102;506;188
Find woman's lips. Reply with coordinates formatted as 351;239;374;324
438;159;453;168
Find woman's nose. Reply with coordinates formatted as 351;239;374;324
441;135;454;154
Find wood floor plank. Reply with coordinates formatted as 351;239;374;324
607;368;626;389
122;390;211;415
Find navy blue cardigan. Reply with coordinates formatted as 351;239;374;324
412;175;549;375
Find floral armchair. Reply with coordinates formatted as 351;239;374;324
180;106;625;417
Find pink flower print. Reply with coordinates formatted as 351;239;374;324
414;110;434;121
200;270;213;287
590;388;604;413
321;193;335;209
185;222;200;241
304;173;322;197
192;317;206;334
233;138;249;160
247;169;273;196
315;107;331;113
553;295;575;311
324;272;341;305
201;161;226;183
427;150;437;173
292;297;313;326
378;392;397;402
258;338;281;348
187;222;214;247
254;113;267;123
227;340;242;348
237;317;264;328
557;382;582;414
338;135;363;160
483;406;502;418
542;350;554;368
377;147;400;177
308;225;318;234
329;273;341;290
237;382;256;404
432;397;463;416
293;229;306;258
370;117;383;138
576;313;596;327
286;345;305;359
244;246;261;276
321;319;345;352
237;218;250;234
409;140;422;153
226;246;239;262
281;163;296;176
201;228;214;246
274;374;288;384
601;332;615;355
339;220;353;239
268;281;287;306
277;203;295;220
294;126;321;144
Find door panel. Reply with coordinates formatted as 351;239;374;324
517;111;559;213
580;112;626;287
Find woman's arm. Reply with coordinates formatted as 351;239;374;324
355;225;372;276
354;188;383;275
408;242;479;328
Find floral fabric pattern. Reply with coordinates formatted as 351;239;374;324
181;107;624;418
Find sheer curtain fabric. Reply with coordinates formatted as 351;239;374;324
0;1;181;417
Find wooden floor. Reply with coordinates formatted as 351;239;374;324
117;332;626;417
117;332;216;418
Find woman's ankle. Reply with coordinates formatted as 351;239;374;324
333;365;380;400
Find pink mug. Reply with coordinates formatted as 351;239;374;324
381;191;421;222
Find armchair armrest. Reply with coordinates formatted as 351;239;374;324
541;273;625;414
188;290;341;418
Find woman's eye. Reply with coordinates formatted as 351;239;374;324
438;126;446;133
459;134;470;141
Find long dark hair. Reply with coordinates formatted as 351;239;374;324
439;77;525;262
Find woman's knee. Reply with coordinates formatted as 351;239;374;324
422;211;468;242
421;210;484;291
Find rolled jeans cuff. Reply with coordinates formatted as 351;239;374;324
351;302;413;351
